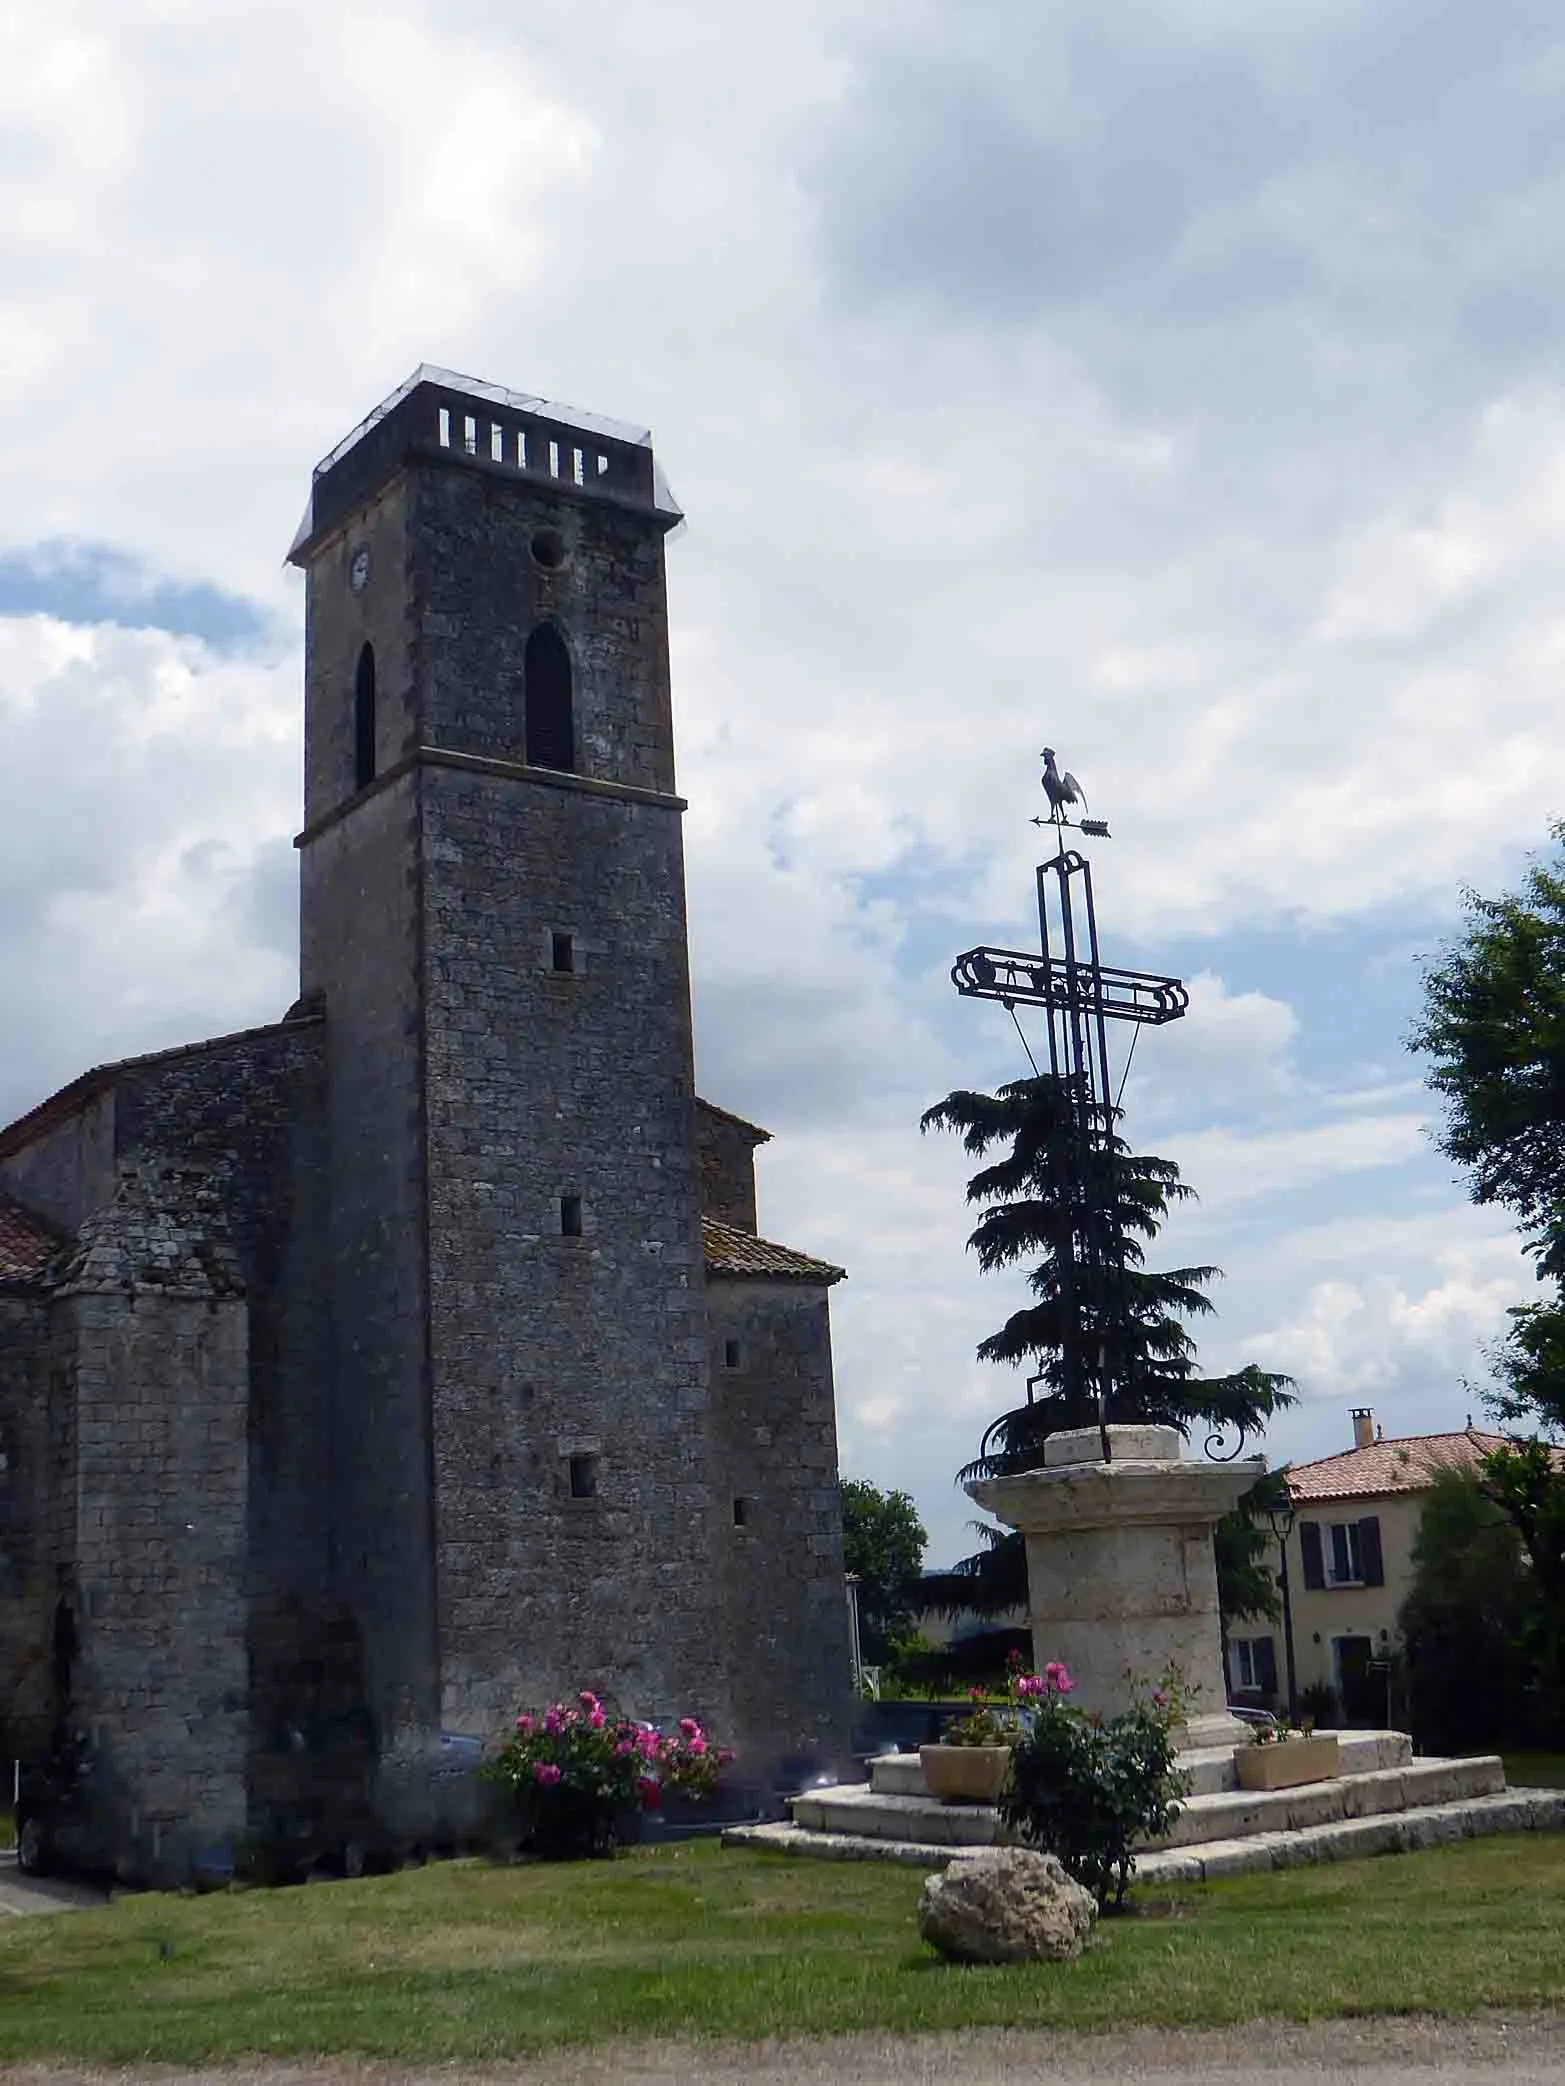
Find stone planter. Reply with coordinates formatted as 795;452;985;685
920;1744;1013;1805
1234;1735;1340;1791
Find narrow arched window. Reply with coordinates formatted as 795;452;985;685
353;642;377;792
524;623;575;772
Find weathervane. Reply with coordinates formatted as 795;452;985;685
950;750;1229;1460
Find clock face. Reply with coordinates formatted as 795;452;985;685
349;546;371;594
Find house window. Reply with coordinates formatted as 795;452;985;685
1300;1515;1384;1591
550;930;576;975
559;1194;583;1238
1231;1636;1277;1695
723;1337;742;1370
568;1453;598;1500
732;1495;755;1529
1328;1522;1364;1585
353;641;377;791
524;622;574;772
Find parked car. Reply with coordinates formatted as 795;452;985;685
15;1741;119;1880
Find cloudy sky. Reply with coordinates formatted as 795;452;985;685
4;0;1562;1564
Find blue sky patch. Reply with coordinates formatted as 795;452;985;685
0;540;270;649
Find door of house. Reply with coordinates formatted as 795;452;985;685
1334;1636;1378;1725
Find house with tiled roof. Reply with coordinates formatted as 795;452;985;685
1226;1409;1517;1724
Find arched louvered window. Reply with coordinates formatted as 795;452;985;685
524;623;575;772
353;642;377;792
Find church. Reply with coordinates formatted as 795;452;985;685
0;368;853;1879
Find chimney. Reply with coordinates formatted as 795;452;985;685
1351;1407;1375;1451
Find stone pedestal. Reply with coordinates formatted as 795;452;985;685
967;1425;1264;1748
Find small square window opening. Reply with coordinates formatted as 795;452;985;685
569;1453;598;1500
551;930;576;974
560;1194;583;1237
732;1495;754;1529
723;1337;742;1370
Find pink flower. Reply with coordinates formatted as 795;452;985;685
533;1761;562;1785
543;1707;565;1735
1044;1662;1075;1695
515;1713;534;1733
588;1707;606;1729
1152;1688;1170;1710
678;1717;700;1737
613;1737;637;1758
579;1690;601;1712
637;1776;660;1810
687;1735;707;1756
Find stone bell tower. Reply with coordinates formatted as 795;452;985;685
288;368;727;1746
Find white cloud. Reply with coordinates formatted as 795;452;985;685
0;0;1559;1570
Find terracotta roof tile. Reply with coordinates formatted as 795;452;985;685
702;1217;844;1284
1288;1429;1516;1502
0;1191;68;1285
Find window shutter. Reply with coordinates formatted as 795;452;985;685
1300;1520;1325;1590
1358;1516;1384;1588
1257;1636;1278;1697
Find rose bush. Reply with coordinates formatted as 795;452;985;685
998;1666;1188;1913
487;1691;731;1859
940;1654;1073;1746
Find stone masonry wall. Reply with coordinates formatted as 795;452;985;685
0;1090;116;1236
406;460;726;1741
299;774;439;1747
0;1293;58;1759
111;1021;331;1614
695;1104;763;1234
419;764;726;1740
415;464;677;797
53;1270;249;1881
705;1277;852;1772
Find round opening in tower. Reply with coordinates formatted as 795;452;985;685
530;527;566;571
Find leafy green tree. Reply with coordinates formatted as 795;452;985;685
840;1479;927;1667
920;1075;1294;1624
1399;1467;1551;1751
1410;830;1565;1726
1213;1466;1290;1635
1411;825;1565;1278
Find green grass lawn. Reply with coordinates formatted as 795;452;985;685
1506;1753;1565;1789
0;1836;1563;2065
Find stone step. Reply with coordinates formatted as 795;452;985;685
823;1744;1455;1850
1154;1754;1504;1849
795;1785;1001;1847
727;1785;1565;1876
866;1730;1412;1802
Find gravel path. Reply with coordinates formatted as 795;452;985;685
3;2014;1565;2086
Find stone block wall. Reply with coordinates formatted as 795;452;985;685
412;465;677;797
706;1277;852;1772
300;778;439;1748
0;1089;116;1235
54;1280;249;1880
0;1293;57;1759
420;763;727;1741
695;1103;765;1234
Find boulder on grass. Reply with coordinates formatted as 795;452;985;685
918;1847;1097;1965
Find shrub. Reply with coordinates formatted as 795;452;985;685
486;1692;729;1860
997;1668;1187;1913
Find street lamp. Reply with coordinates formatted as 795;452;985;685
1263;1497;1299;1724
